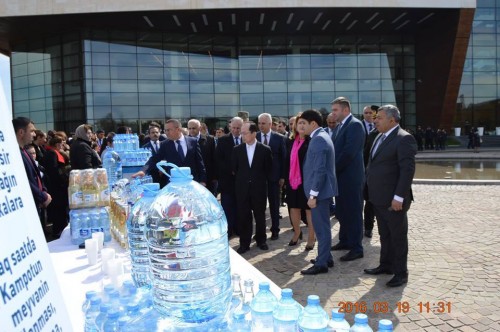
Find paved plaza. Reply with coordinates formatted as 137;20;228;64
229;183;500;331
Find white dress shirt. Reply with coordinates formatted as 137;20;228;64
246;140;257;167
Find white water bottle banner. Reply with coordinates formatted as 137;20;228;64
0;80;72;331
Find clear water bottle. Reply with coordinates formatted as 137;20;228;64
328;308;350;332
80;212;91;242
84;296;102;332
240;278;254;319
70;210;82;245
229;311;251;332
250;281;278;332
231;274;243;310
273;288;302;332
144;165;231;328
377;319;392;331
350;314;373;332
95;302;112;331
127;183;160;288
297;295;329;332
103;309;121;332
118;316;130;331
82;290;98;313
102;148;120;186
99;208;111;242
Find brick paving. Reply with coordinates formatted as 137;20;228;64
229;184;500;331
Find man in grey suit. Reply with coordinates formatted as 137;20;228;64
299;109;338;275
330;97;366;262
364;105;417;287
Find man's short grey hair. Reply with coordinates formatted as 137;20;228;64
188;119;201;127
258;113;272;122
378;104;401;123
230;116;243;125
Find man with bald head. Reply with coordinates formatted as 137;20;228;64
257;113;286;240
188;118;216;195
216;117;244;238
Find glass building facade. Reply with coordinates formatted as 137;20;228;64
11;30;416;134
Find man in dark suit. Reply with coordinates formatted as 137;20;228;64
141;122;162;184
232;122;273;254
13;117;52;215
142;121;167;146
364;105;417;287
215;117;243;238
325;113;337;139
133;119;206;188
362;105;379;238
330;97;366;262
187;119;217;195
300;110;338;275
256;113;286;240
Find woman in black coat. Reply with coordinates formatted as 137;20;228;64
70;124;102;170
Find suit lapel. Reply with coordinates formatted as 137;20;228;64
371;127;399;160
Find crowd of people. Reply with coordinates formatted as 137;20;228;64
14;97;417;288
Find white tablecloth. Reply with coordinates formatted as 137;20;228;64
48;228;280;331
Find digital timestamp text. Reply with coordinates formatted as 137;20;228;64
337;301;452;314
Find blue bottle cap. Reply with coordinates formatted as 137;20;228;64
107;309;120;319
143;183;160;191
307;295;320;305
259;281;270;291
85;290;98;299
354;313;368;324
378;319;393;330
331;307;345;319
233;311;246;320
90;297;102;305
100;303;111;312
281;288;293;298
170;167;193;180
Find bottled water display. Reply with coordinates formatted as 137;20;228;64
144;165;231;327
68;169;110;208
273;288;302;332
229;311;251;332
84;296;102;332
350;314;373;332
126;183;160;288
70;207;111;245
298;295;329;332
250;282;278;331
328;308;350;332
108;134;151;167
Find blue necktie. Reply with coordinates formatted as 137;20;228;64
176;140;185;162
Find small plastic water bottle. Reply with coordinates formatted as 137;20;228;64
273;288;303;332
297;295;329;332
377;319;393;331
102;309;121;332
102;148;118;185
231;273;243;310
94;303;111;332
250;281;278;332
350;314;373;332
84;296;101;332
82;290;98;313
328;308;350;332
229;311;251;332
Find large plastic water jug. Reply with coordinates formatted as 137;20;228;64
144;163;231;328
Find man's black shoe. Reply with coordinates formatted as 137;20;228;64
340;251;364;261
258;243;269;250
364;229;373;238
364;266;393;275
386;274;408;287
300;265;328;275
270;233;279;240
310;259;334;268
331;243;350;251
236;246;249;254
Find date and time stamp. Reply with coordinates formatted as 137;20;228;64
337;301;452;314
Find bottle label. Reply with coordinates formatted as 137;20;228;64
100;188;110;202
84;193;98;204
71;191;83;206
91;227;104;233
79;228;90;238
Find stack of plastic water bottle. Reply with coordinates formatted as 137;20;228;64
110;134;152;167
70;207;112;245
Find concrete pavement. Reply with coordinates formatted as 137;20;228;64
229;184;500;331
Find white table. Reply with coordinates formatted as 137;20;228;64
48;228;280;331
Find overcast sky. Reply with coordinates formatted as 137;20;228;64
0;54;12;112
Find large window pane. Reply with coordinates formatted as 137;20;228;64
139;93;164;105
138;80;164;93
215;81;239;93
110;53;137;66
111;92;138;105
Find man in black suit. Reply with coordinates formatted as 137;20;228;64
232;122;273;254
256;113;286;240
364;105;417;287
141;122;162;184
187;119;217;195
13;117;52;216
215;117;243;238
362;105;378;238
142;121;167;145
133;119;206;188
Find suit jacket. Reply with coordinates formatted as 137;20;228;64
332;115;365;188
363;129;379;167
197;134;216;183
145;136;206;186
231;142;273;202
20;147;48;207
362;120;375;137
366;126;417;207
215;134;239;193
256;131;286;182
303;128;338;200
